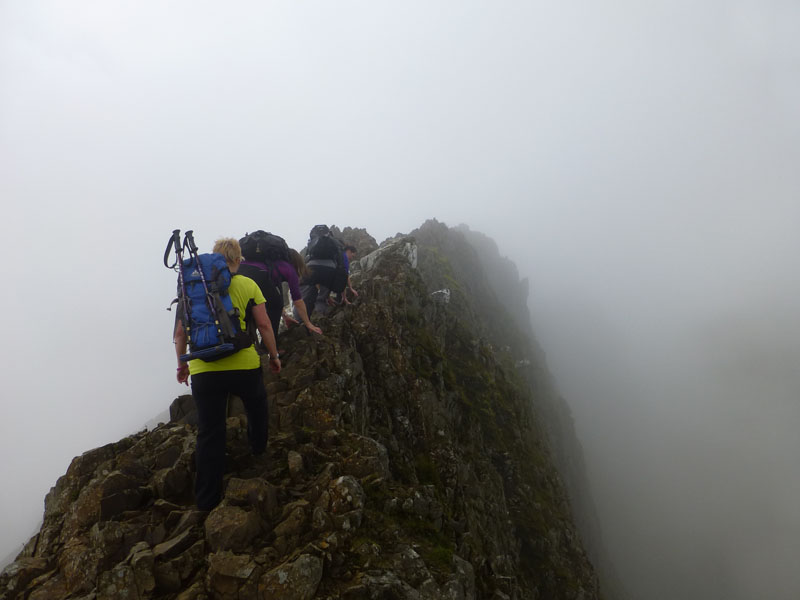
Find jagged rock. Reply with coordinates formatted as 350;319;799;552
152;437;184;469
330;508;363;531
330;225;380;258
57;537;97;594
288;450;304;478
154;538;205;592
328;475;365;514
62;470;146;537
341;435;391;480
128;543;156;596
7;223;604;600
170;509;209;538
204;506;261;553
390;544;433;587
0;557;50;599
153;463;192;502
92;542;156;600
343;571;420;599
25;573;68;600
359;237;418;273
258;553;322;600
224;478;277;519
169;395;198;425
273;505;307;538
443;554;476;600
311;506;333;532
175;581;208;599
430;288;451;303
206;551;259;599
153;526;201;560
44;443;119;522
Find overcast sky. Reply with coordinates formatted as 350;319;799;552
2;2;800;598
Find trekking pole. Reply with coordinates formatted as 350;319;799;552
164;229;182;268
183;231;232;339
165;229;194;347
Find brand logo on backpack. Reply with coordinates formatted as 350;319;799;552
164;229;253;362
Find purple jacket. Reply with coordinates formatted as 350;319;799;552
239;259;302;301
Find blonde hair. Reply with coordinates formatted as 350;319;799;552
213;238;242;268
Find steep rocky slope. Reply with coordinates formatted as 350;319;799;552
424;222;626;599
2;224;602;599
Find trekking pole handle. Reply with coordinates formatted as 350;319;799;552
184;230;199;254
164;229;181;268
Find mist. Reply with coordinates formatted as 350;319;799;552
2;1;800;597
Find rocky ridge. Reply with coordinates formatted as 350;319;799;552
1;222;602;599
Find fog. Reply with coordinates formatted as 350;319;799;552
2;1;799;597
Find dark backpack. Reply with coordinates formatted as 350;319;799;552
165;230;254;362
237;262;284;313
240;231;290;263
239;231;289;311
307;225;343;261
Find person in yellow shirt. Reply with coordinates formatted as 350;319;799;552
173;237;281;511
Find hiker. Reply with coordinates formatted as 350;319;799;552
298;225;347;318
277;248;323;333
174;237;281;511
331;245;359;307
238;234;323;336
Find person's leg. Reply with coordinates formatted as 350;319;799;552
190;372;230;510
231;368;269;455
315;283;332;315
315;266;336;315
298;273;319;319
266;303;282;338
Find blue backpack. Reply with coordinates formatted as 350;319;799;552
165;231;254;362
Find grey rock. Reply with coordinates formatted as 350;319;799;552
224;478;277;520
205;506;261;553
259;554;323;600
153;527;200;560
288;450;304;478
273;506;306;538
207;551;259;599
328;475;365;514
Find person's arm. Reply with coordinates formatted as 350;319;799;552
279;262;322;335
292;299;322;335
282;311;300;327
347;274;358;297
173;321;190;385
252;302;281;373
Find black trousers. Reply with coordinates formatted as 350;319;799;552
300;265;336;318
190;368;267;510
267;303;283;338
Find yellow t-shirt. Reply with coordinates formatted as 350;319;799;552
188;274;266;375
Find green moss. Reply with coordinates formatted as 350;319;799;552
358;504;454;577
422;544;453;572
409;325;443;382
414;454;441;486
397;514;453;566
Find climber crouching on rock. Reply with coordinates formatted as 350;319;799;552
173;237;281;511
330;244;359;307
